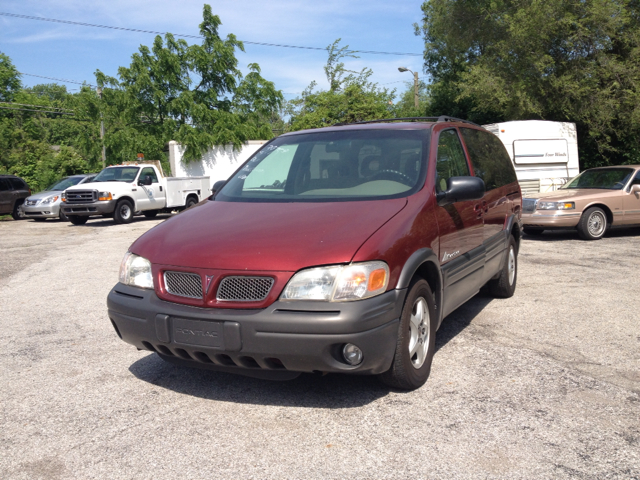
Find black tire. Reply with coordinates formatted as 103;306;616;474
143;210;158;218
523;227;544;236
113;199;134;224
379;278;437;391
68;215;88;225
59;209;69;222
11;201;25;220
185;196;198;209
577;206;607;240
489;235;518;298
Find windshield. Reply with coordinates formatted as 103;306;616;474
563;168;634;190
217;129;428;202
92;166;140;183
46;176;84;191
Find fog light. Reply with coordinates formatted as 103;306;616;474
342;343;363;366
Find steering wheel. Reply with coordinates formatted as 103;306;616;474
371;169;414;186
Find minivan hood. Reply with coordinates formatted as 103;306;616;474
131;199;408;272
26;191;61;201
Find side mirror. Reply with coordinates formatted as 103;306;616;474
631;184;640;198
436;176;485;207
211;180;226;196
139;175;153;186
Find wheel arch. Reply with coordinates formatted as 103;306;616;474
396;248;444;327
116;196;136;209
583;203;613;225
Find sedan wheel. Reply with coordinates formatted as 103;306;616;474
577;207;607;240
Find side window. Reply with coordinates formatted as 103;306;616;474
630;171;640;186
460;128;517;190
9;178;26;190
0;179;10;191
436;129;470;192
140;167;159;183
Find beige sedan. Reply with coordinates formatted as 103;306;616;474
522;165;640;239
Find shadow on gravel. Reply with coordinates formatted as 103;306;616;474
435;293;494;353
128;294;494;406
129;354;392;408
64;215;170;228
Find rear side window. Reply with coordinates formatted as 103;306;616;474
435;129;470;192
9;178;26;190
0;179;10;191
460;128;517;190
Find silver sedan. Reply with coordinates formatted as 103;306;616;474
21;174;96;221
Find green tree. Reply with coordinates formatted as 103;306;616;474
0;52;21;103
416;0;640;168
391;80;430;118
95;4;283;163
287;39;394;130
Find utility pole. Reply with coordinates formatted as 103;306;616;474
96;87;106;169
398;67;420;109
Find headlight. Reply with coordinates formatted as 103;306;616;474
61;192;67;202
98;191;112;201
281;261;389;302
40;195;59;205
537;201;575;210
119;252;154;289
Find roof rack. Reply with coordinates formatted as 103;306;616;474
333;116;482;128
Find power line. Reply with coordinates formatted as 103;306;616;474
0;11;423;57
18;72;96;87
0;105;74;115
0;101;74;112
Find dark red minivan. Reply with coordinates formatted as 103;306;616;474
108;117;522;390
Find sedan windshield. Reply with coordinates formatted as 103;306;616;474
217;129;428;202
92;167;140;183
46;176;84;191
563;168;634;190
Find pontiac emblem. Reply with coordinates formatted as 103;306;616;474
204;275;215;296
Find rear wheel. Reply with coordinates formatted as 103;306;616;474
185;196;198;209
379;278;436;391
68;215;88;225
577;207;607;240
11;201;25;220
523;227;544;236
489;235;518;298
113;199;134;224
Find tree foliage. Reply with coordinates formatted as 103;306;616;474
416;0;640;168
287;39;394;130
96;5;283;162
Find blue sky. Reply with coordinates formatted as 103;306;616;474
0;0;426;101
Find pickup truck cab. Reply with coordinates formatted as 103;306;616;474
108;117;522;390
62;164;210;225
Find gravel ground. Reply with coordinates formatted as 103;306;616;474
1;216;639;479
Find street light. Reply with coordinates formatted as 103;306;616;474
398;67;419;109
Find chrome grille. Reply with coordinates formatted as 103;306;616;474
522;198;537;213
25;199;38;206
65;190;96;204
164;271;203;299
217;276;274;302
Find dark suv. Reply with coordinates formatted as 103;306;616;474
0;175;30;220
107;117;522;390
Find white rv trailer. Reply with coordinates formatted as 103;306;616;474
482;120;580;196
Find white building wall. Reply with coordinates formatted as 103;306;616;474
168;140;268;184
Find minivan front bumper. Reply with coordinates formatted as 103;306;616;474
107;283;405;378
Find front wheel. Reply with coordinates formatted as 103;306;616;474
68;215;88;225
59;209;69;222
379;278;436;390
113;199;134;224
577;207;607;240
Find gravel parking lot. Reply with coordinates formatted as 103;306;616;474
1;215;639;479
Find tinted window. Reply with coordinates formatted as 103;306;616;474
140;167;159;183
460;128;517;190
0;179;10;191
435;129;469;192
9;178;26;190
218;129;427;202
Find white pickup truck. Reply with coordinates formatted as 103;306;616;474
61;164;210;225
